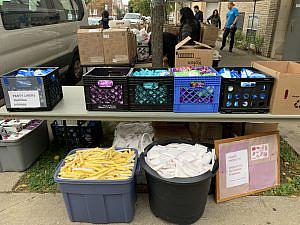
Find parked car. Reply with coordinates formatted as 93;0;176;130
122;13;143;24
88;17;101;25
0;0;88;84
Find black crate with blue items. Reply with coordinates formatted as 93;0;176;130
172;66;221;113
83;67;133;111
1;67;63;111
217;67;274;113
51;120;103;148
128;68;174;111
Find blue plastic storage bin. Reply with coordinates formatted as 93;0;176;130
173;72;221;113
54;148;138;224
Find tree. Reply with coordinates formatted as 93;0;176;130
152;0;164;67
129;0;151;16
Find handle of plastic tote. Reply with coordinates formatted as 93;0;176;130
140;132;153;154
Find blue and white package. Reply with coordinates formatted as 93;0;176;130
16;68;54;77
219;68;267;79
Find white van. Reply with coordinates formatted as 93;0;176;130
0;0;88;82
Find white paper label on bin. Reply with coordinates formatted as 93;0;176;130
8;90;41;108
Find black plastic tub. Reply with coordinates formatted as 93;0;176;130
140;139;218;224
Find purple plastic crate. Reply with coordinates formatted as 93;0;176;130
83;67;132;111
173;67;221;113
54;148;138;224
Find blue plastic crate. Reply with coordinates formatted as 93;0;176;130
54;148;138;224
173;75;221;113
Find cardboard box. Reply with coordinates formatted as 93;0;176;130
202;23;218;47
78;28;136;65
189;122;223;145
153;122;192;140
163;24;181;36
77;28;104;65
245;123;278;135
252;61;300;114
175;37;213;67
109;20;131;29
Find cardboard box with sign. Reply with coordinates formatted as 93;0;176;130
77;28;137;65
252;61;300;114
175;37;213;67
77;28;105;65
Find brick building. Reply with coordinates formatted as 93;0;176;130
191;0;292;59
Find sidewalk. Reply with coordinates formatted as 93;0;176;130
217;41;268;67
0;193;299;225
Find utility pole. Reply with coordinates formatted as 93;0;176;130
151;0;164;67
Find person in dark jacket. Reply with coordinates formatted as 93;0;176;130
100;10;110;29
180;7;201;42
193;5;203;23
207;9;221;29
149;7;200;67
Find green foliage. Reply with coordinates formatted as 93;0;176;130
129;0;151;16
165;1;175;14
262;139;300;196
232;29;265;55
15;143;69;193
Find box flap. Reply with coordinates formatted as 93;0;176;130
176;37;212;50
194;41;212;49
176;37;192;50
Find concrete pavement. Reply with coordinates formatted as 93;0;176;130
0;193;299;225
0;172;23;192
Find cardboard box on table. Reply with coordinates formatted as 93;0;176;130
201;23;218;47
77;28;136;65
77;28;104;65
252;61;300;115
175;37;213;67
102;29;135;64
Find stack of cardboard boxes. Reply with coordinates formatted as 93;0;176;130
77;27;137;65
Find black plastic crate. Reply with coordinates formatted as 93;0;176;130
1;67;63;111
128;68;173;111
51;120;103;148
217;67;274;113
83;67;132;111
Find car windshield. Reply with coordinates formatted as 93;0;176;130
124;14;140;19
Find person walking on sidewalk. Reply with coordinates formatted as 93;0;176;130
220;2;239;52
194;5;203;23
207;9;221;29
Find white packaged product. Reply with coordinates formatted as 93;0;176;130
145;143;215;179
112;122;154;155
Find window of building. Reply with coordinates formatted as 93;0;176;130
237;12;245;30
0;0;84;30
247;14;259;37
